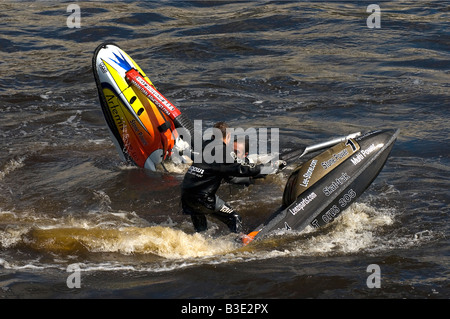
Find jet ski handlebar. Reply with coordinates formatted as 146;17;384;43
281;131;361;164
300;131;361;158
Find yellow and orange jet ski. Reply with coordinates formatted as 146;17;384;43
92;43;193;171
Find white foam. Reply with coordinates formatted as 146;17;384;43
288;202;396;256
0;225;30;248
236;202;398;261
88;139;108;145
57;110;82;126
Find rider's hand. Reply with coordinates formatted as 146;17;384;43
261;160;287;175
273;160;287;172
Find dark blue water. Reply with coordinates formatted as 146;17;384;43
0;1;448;300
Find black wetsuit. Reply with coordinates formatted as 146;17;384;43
181;139;264;233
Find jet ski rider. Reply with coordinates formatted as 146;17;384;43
181;121;285;233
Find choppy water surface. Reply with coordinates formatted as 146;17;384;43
0;1;448;299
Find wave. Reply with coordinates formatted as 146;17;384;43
26;225;236;259
2;199;435;275
0;208;237;260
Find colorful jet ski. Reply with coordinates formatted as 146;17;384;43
92;43;193;171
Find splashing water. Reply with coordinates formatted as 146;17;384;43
27;225;237;259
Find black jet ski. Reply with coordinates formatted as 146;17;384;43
243;129;399;245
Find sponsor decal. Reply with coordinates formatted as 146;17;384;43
187;165;204;177
287;140;359;205
289;192;317;216
362;143;379;156
323;172;350;196
133;75;176;114
125;69;181;119
351;153;365;165
351;143;383;165
321;148;349;169
219;205;234;214
99;61;108;74
299;159;318;187
129;119;148;146
106;93;125;132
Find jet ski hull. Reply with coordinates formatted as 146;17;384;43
92;43;192;171
246;129;399;244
